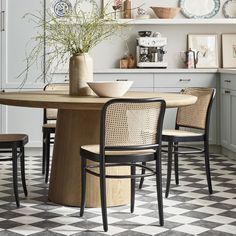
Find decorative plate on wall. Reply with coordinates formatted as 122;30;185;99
223;0;236;18
52;0;72;17
179;0;220;18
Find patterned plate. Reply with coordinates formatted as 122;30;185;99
179;0;220;18
52;0;72;17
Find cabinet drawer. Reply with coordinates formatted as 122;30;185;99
221;74;236;90
154;74;216;88
94;73;153;87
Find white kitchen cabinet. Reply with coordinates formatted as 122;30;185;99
1;0;44;89
221;73;236;153
1;89;43;147
94;73;154;89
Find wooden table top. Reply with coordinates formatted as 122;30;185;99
0;91;197;110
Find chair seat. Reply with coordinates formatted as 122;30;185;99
81;144;156;163
163;129;203;137
162;129;204;142
42;123;56;133
0;134;28;143
42;123;56;129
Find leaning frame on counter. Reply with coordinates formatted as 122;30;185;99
222;34;236;68
188;34;219;68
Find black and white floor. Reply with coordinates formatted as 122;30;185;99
0;150;235;235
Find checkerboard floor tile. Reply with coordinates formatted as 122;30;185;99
0;151;236;235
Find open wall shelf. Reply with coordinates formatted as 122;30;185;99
117;18;236;25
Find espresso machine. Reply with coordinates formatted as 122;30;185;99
136;33;168;68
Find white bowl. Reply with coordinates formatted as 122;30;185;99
87;81;133;98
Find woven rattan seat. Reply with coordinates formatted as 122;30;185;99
42;83;69;183
162;129;203;137
79;98;166;232
81;144;156;156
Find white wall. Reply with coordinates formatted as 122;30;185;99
88;0;236;70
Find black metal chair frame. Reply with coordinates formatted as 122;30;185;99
0;137;28;207
42;83;68;183
79;98;166;232
42;122;55;183
139;88;216;198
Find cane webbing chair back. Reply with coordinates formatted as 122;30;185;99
44;83;69;121
102;99;166;147
176;88;215;130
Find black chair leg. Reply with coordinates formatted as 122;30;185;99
12;147;20;208
20;147;28;197
139;162;146;189
131;164;136;213
42;133;46;175
155;151;164;226
80;156;86;217
204;140;213;194
174;142;179;185
45;133;50;184
165;142;173;198
100;161;108;232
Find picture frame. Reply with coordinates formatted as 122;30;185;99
188;34;219;68
103;0;123;19
222;34;236;68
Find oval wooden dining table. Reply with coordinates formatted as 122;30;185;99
0;91;197;207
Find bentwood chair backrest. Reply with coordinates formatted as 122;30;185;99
43;83;69;123
176;88;216;131
100;98;166;152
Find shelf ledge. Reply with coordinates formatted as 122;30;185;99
117;18;236;25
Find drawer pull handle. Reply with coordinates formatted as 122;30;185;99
1;11;5;32
224;80;231;83
225;90;231;94
116;79;128;81
179;79;191;82
64;79;69;82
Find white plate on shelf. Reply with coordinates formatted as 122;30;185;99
179;0;220;18
223;0;236;18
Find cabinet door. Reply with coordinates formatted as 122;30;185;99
1;90;43;147
229;90;236;152
1;0;45;89
220;89;230;148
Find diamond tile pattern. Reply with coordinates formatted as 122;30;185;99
0;152;235;235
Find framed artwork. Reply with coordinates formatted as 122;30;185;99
188;34;218;68
103;0;123;19
222;34;236;68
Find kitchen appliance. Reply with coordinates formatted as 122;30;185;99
136;34;168;68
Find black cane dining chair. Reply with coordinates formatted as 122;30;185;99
79;98;166;232
42;83;69;183
0;134;28;207
139;87;216;198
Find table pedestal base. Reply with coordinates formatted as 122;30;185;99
48;109;130;207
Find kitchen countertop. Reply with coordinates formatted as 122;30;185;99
218;69;236;74
94;68;218;74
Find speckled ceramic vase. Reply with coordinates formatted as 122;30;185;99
69;53;93;96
